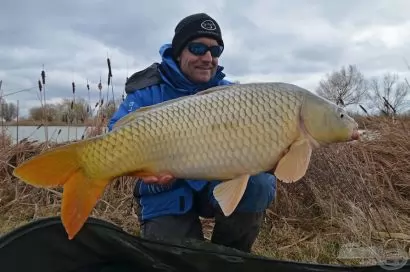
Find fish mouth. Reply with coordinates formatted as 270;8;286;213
351;128;360;140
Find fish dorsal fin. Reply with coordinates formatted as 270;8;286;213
112;106;150;130
195;84;233;96
112;95;192;130
112;84;233;130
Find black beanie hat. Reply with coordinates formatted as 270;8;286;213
171;13;224;59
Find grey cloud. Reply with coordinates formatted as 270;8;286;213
292;44;345;65
1;0;410;117
306;0;410;27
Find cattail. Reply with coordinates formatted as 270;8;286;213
383;97;396;114
359;104;368;115
41;69;46;85
72;82;75;94
107;57;112;78
38;80;42;92
86;80;91;115
107;57;112;86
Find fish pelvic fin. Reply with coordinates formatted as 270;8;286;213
62;169;109;240
274;138;312;183
12;141;86;187
213;174;250;216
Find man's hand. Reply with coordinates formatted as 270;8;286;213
140;174;176;185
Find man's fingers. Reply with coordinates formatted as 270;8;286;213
141;176;159;183
140;174;175;185
158;174;175;184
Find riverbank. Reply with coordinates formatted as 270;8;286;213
1;118;108;143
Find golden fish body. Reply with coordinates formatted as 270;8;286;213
83;82;303;181
13;82;359;240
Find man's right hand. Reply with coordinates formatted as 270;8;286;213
140;174;176;185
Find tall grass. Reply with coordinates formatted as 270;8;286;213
0;116;409;265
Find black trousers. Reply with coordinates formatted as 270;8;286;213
138;185;264;253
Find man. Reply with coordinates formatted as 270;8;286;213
108;13;276;253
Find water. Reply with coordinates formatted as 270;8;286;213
2;125;108;144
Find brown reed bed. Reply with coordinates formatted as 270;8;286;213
251;115;410;264
0;116;409;265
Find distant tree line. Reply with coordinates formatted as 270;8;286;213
316;64;410;116
0;96;119;124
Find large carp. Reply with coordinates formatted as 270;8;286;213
13;82;360;239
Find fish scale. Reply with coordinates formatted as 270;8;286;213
79;84;301;180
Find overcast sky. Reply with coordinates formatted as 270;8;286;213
1;0;410;117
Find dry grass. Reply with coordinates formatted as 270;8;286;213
251;115;410;264
0;116;409;266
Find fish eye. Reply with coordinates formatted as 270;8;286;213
340;113;344;118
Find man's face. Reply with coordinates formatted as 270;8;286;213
177;37;221;83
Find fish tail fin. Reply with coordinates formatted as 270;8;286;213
13;141;86;187
61;169;109;239
13;140;110;239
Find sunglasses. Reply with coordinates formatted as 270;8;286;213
186;42;224;57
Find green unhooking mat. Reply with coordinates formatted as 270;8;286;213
0;216;408;271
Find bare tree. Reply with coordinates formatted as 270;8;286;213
367;72;409;116
29;104;59;122
59;98;92;124
316;65;369;107
98;101;117;121
0;100;17;122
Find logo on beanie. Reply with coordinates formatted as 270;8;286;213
201;20;217;31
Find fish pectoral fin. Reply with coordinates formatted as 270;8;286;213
61;169;110;240
274;138;312;183
213;174;250;217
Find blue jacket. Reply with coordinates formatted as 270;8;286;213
109;44;275;220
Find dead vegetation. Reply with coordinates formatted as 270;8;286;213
251;115;410;264
0;116;409;265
